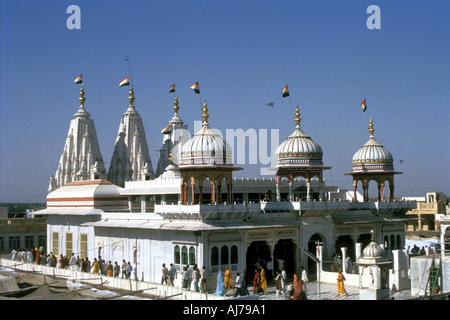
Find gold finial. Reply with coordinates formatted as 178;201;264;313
368;117;375;137
202;100;209;124
168;149;173;165
79;84;86;108
294;105;301;127
128;85;135;105
173;95;179;115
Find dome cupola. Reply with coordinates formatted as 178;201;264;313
180;101;232;166
351;118;394;172
275;106;324;167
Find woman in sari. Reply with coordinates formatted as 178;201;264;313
253;268;260;294
292;273;304;300
92;258;100;275
260;266;268;294
106;261;113;277
224;267;234;294
336;269;348;296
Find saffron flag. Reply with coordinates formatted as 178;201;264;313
282;85;289;98
361;99;367;112
169;84;175;93
161;124;172;134
119;77;130;87
190;82;200;94
74;74;82;84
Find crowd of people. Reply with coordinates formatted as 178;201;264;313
10;248;136;279
10;249;350;299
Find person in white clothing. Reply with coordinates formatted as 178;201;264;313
233;272;243;297
300;266;309;295
281;267;287;298
69;253;78;270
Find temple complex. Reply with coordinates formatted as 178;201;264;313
38;86;418;290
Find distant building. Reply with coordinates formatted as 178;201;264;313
405;192;448;231
0;206;47;254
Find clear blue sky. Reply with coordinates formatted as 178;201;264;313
1;1;449;203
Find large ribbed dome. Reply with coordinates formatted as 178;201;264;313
351;118;394;171
180;101;232;166
181;124;232;165
276;127;323;165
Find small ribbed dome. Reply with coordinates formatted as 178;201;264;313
276;126;323;166
352;138;393;164
363;241;384;258
351;118;394;171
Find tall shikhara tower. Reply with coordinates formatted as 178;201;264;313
48;85;107;193
107;85;154;187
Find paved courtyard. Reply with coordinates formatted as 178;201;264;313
223;281;414;300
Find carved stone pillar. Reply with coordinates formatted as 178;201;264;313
199;185;203;204
191;183;196;204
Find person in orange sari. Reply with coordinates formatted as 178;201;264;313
260;266;268;294
253;268;260;294
35;251;41;265
224;267;234;294
336;269;348;296
92;258;100;275
292;274;304;300
106;261;113;277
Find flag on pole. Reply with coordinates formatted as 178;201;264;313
74;74;83;84
360;99;367;112
161;124;172;134
282;85;289;98
119;77;130;87
190;82;200;94
169;84;175;93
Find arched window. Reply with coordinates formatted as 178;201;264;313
384;236;389;250
133;249;138;264
189;247;195;265
396;235;402;250
182;246;188;265
211;246;219;266
174;245;180;264
221;245;229;265
231;245;238;264
390;235;395;251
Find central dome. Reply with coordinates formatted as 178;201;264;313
180;101;232;166
275;107;323;166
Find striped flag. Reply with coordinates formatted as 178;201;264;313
119;77;130;87
161;124;172;134
169;84;175;93
361;99;367;112
190;82;200;94
282;85;289;98
74;74;82;84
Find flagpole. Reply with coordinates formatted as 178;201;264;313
289;95;294;118
126;56;134;86
198;84;203;112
